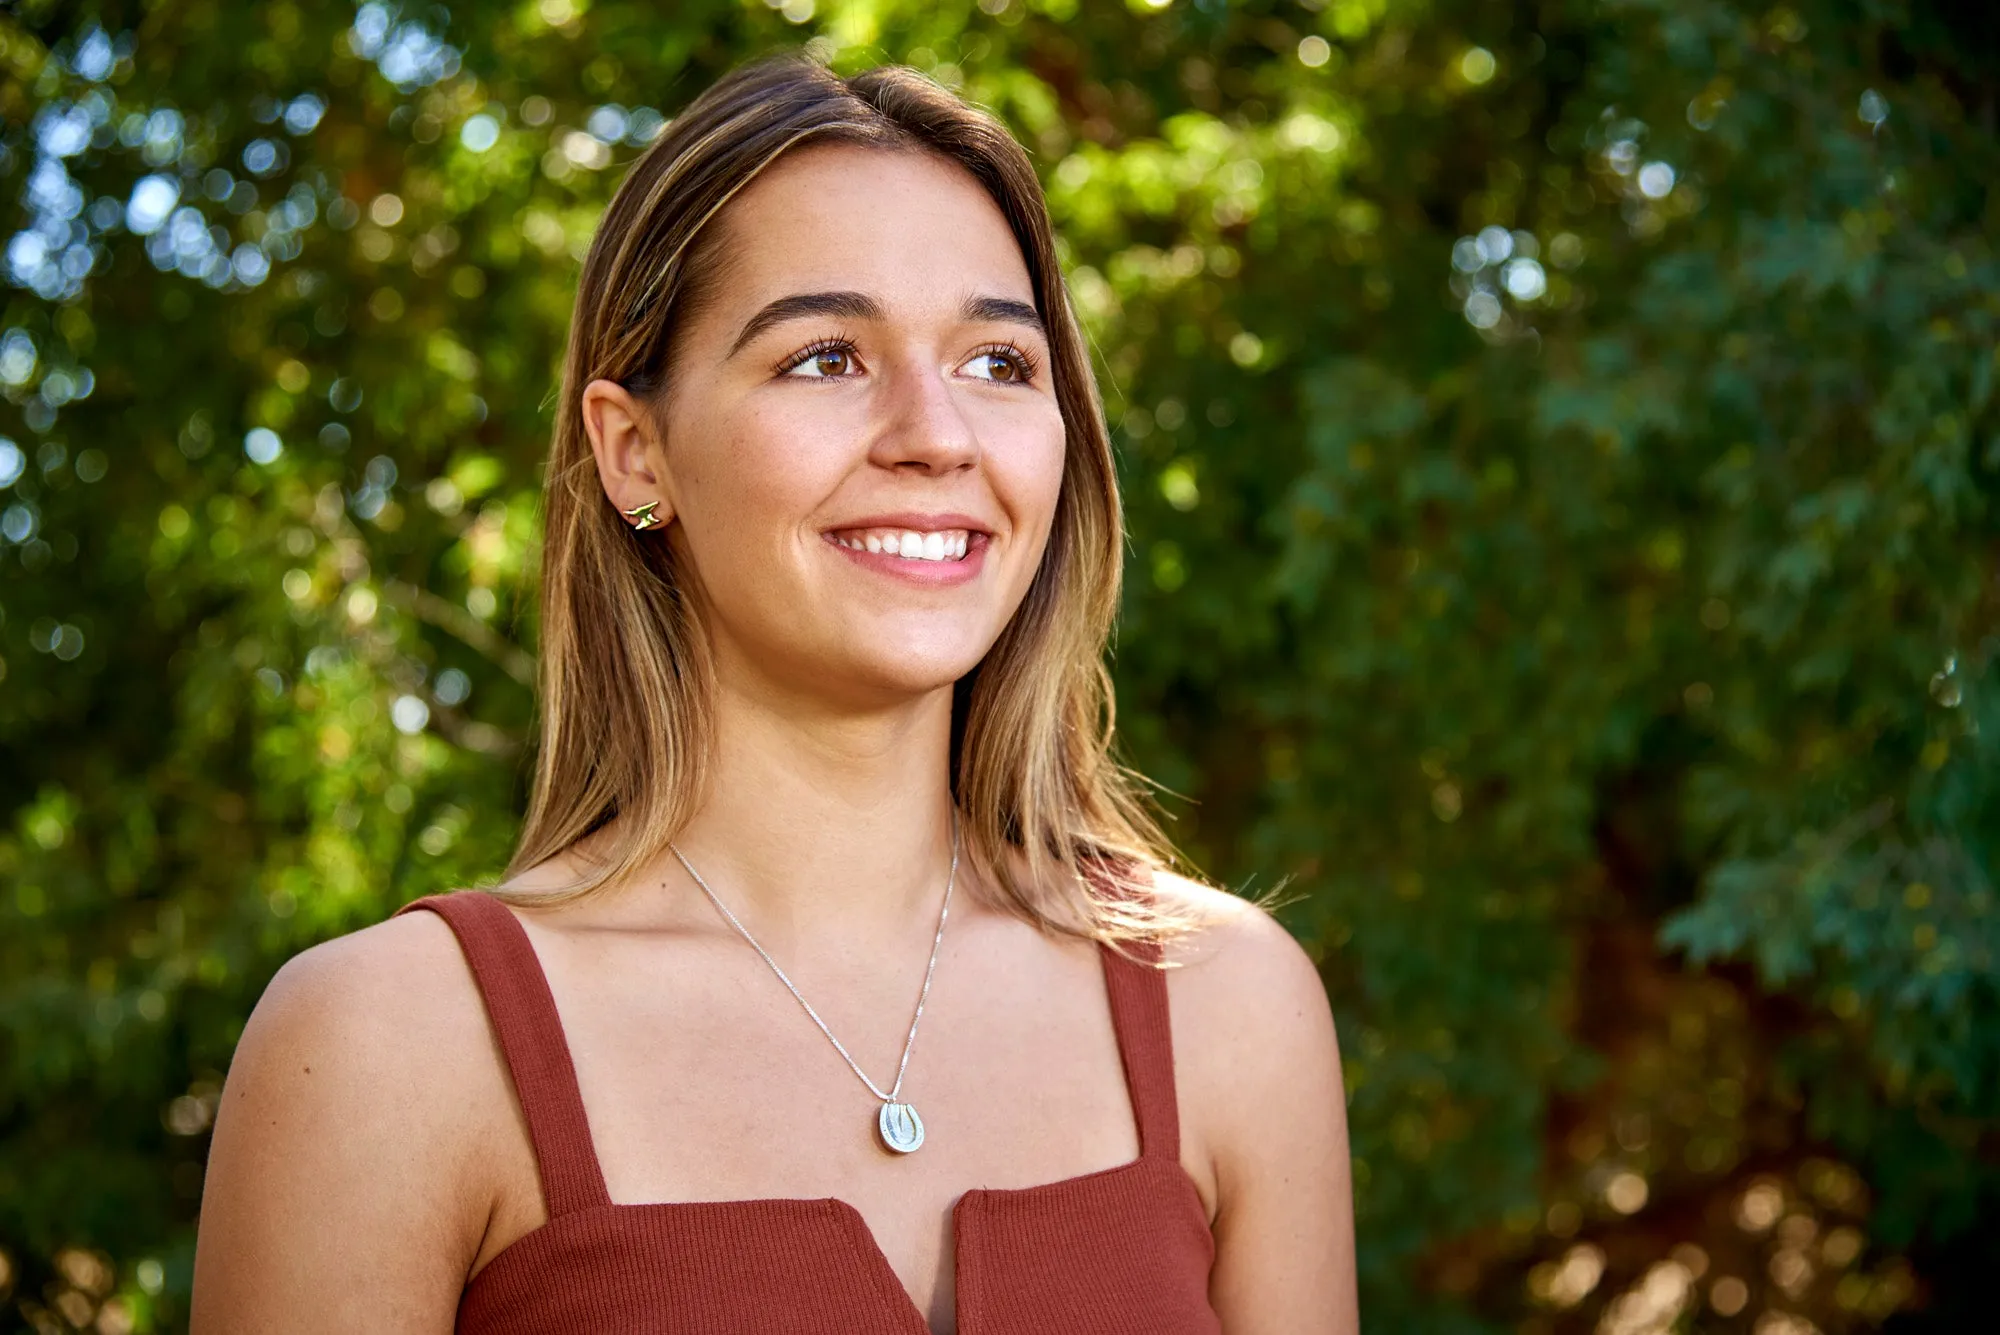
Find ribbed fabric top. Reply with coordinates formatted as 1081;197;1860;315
398;890;1218;1334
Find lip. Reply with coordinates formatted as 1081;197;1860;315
820;512;994;588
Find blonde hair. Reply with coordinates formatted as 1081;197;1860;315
503;53;1190;943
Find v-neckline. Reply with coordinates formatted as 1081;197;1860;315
464;1151;1192;1335
795;1153;1182;1334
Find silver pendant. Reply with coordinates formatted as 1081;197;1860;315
878;1101;925;1154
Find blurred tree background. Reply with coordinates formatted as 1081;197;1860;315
0;0;1995;1330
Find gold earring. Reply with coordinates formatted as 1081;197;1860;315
621;500;661;531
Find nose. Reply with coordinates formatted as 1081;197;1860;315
868;355;979;476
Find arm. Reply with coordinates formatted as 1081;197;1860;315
191;913;505;1333
1162;879;1359;1333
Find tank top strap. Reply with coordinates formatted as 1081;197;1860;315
1098;937;1181;1163
397;892;612;1217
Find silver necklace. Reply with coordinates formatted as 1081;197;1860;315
668;817;958;1155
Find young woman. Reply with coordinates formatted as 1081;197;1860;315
192;54;1355;1334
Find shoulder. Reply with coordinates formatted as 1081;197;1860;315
227;900;520;1161
1144;871;1357;1326
1147;868;1331;1026
1144;870;1346;1192
214;901;511;1173
248;902;491;1069
193;900;516;1323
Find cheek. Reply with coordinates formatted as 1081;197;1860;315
996;404;1069;546
676;398;851;542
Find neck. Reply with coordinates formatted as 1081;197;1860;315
661;670;962;946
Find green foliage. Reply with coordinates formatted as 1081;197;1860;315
0;0;1994;1330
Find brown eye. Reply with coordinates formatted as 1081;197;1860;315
782;341;861;378
963;347;1032;383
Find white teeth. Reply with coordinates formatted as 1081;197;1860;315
832;527;975;562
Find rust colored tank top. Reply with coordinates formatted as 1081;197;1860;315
398;891;1220;1334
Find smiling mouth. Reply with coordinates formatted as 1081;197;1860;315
825;527;975;563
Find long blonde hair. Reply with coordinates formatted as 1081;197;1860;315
504;53;1187;942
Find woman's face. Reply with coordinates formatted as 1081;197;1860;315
593;143;1067;708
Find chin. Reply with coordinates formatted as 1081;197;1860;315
796;622;994;702
847;647;989;700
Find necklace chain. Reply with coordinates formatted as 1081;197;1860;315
668;816;958;1106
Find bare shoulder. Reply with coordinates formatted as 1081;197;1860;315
193;904;512;1329
1149;868;1330;1019
215;903;519;1184
1146;870;1345;1195
241;906;492;1088
1147;869;1358;1330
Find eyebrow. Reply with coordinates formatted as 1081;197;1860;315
727;290;1046;358
959;294;1045;333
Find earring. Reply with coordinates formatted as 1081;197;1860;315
621;500;661;531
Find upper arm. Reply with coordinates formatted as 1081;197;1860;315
191;912;502;1334
1158;875;1358;1335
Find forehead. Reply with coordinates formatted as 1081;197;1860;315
701;142;1037;312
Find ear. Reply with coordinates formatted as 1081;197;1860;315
581;378;674;530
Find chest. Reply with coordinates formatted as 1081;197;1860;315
476;929;1158;1327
